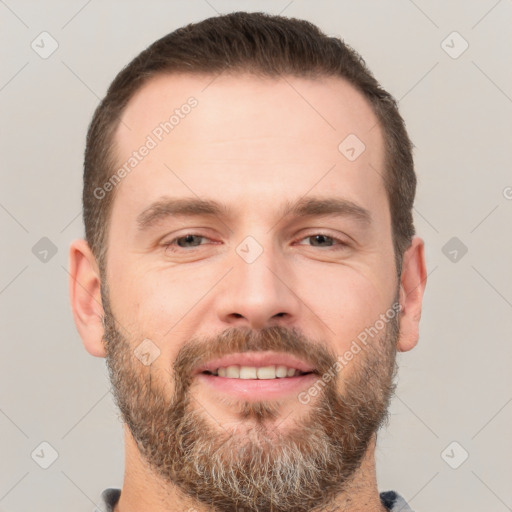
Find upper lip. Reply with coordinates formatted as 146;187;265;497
194;352;317;375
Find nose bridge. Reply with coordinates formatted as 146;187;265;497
237;234;280;290
217;231;299;329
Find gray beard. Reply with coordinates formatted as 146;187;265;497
102;286;399;512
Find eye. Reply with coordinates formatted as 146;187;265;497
163;233;212;251
296;233;349;249
161;232;349;254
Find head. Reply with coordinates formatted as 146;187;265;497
84;12;416;278
70;11;426;512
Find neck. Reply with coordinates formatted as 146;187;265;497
115;427;387;512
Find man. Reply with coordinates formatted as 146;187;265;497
69;11;426;512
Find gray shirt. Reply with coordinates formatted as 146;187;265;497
97;488;415;511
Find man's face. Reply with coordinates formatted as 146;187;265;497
102;73;400;511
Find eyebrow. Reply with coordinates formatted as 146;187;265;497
136;196;372;231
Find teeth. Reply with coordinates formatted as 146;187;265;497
276;365;288;378
209;365;307;379
225;365;240;378
257;366;277;379
239;366;257;379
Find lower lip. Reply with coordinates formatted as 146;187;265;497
196;372;318;400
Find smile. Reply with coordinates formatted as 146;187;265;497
194;352;319;400
203;365;312;379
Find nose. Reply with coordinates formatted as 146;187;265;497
215;237;302;331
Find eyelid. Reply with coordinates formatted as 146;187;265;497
293;231;350;248
162;230;351;251
162;232;215;248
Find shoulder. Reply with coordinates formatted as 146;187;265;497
380;490;415;511
96;488;121;511
98;488;413;511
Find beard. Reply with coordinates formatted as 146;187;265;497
102;283;400;512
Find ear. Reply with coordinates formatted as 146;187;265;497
68;239;106;357
397;236;427;352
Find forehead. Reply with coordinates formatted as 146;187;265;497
116;71;382;151
110;72;387;225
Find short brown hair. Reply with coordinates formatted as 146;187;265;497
84;11;416;277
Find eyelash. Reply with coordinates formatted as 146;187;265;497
162;232;349;252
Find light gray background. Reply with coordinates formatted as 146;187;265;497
1;1;511;511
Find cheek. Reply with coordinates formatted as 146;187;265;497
300;264;389;350
111;266;209;351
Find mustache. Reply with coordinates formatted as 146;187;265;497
172;325;339;388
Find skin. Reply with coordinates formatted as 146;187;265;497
69;72;427;511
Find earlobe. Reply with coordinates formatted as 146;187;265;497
396;236;427;352
68;239;107;357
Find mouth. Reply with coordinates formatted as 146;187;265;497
194;352;319;401
202;366;312;378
